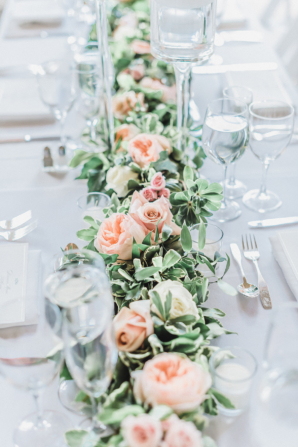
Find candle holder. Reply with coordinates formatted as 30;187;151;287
77;192;111;224
190;223;224;277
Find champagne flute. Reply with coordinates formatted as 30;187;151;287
202;98;249;222
150;0;217;151
63;299;118;433
243;100;294;213
0;301;71;447
223;86;253;199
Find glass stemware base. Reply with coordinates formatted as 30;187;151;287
79;417;114;437
243;189;282;213
210;200;242;223
14;410;72;447
59;380;91;416
221;179;247;200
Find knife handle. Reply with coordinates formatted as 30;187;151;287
252;260;272;310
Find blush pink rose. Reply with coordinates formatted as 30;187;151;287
158;188;170;199
130;64;146;81
129;191;148;214
151;172;166;191
122;414;162;447
128;134;172;168
141;187;158;202
113;300;153;352
131;39;151;55
140;77;177;103
112;91;145;121
164;419;203;447
115;123;141;150
95;213;146;261
133;353;212;413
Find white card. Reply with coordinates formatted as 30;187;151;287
0;243;28;325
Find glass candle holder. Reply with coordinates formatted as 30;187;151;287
190;223;224;276
77;192;111;223
210;346;257;417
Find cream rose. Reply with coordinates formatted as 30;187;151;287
113;301;153;352
128;133;172;168
133;353;212;413
106;165;139;197
112;91;145;121
122;414;162;447
149;280;198;321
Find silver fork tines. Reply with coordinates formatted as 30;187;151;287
0;220;38;241
0;210;32;230
242;234;272;310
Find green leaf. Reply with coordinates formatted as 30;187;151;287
210;389;235;409
198;222;206;250
203;436;217;447
150;290;165;320
181;223;192;253
118;268;134;282
77;229;97;242
65;430;99;447
83;215;97;226
169;314;196;325
164;291;172;321
134;266;161;281
163;249;181;270
154;221;160;243
99;405;145;425
69;150;94;168
222;253;231;278
149;405;173;420
162;223;172;242
142;231;153;246
217;279;237;296
183;165;194;182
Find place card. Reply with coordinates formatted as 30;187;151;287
0;243;28;325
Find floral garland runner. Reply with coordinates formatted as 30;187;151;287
65;1;237;446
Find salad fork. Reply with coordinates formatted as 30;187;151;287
0;210;32;230
0;220;38;241
242;234;272;310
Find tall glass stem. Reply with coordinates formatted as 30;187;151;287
228;163;236;186
32;390;43;427
59;114;67;148
174;62;191;152
259;162;270;196
222;165;228;209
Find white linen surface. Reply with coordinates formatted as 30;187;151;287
12;0;64;25
270;230;298;300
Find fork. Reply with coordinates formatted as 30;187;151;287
0;220;38;241
0;210;32;230
242;234;272;310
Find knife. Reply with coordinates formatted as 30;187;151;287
0;135;61;144
248;217;298;228
192;62;278;75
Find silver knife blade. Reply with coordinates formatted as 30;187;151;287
192;62;278;75
248;217;298;228
0;135;61;144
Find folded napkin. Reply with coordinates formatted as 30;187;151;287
270;231;298;300
0;77;54;124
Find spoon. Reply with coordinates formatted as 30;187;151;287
230;243;259;298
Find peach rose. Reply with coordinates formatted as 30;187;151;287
133;353;212;413
95;213;146;260
112;91;145;121
128;133;172;168
151;172;166;191
113;301;153;352
122;414;162;447
131;39;151;55
141;187;158;202
115;124;141;149
129;191;148;214
130;64;145;81
158;188;170;199
140;77;176;103
130;194;181;236
164;419;203;447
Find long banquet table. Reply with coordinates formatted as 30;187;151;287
0;1;298;445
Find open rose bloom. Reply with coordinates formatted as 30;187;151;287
112;91;145;121
128;134;172;168
122;414;162;447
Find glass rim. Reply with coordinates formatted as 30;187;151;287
77;192;111;210
51;248;106;273
207;97;248;116
210;346;258;383
190;223;224;245
249;100;295;120
223;85;253;99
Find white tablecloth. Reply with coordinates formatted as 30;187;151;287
0;1;298;446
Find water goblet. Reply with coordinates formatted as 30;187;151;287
243;100;294;213
150;0;217;151
0;301;71;447
223;85;254;199
202;98;249;222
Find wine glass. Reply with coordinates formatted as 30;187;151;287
37;59;78;154
243;100;294;213
63;299;118;434
223;86;253;199
150;0;217;151
254;303;298;447
0;301;71;447
202;98;249;222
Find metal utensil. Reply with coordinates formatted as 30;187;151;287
230;243;259;298
0;135;61;145
242;234;272;310
0;210;32;230
192;62;277;75
249;217;298;228
0;220;38;241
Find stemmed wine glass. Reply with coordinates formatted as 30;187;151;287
222;86;253;199
63;299;118;434
243;100;294;213
202;98;249;222
150;0;217;151
0;301;71;447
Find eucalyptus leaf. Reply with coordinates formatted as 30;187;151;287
181;223;192;253
210;389;235;409
217;279;237;296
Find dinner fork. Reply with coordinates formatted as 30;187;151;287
0;210;32;230
242;234;272;310
0;220;38;241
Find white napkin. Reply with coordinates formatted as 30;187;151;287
12;0;64;25
0;77;54;123
0;250;41;328
270;231;298;300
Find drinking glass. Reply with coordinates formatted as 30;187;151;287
190;223;223;277
37;59;78;152
254;303;298;447
202;98;249;222
63;299;118;433
210;346;257;417
0;301;71;447
223;86;253;199
77;192;111;223
243;100;294;213
150;0;217;151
